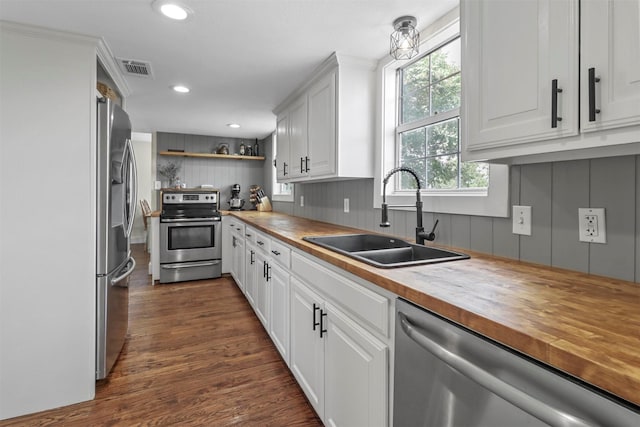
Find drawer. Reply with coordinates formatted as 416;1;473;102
269;239;291;269
254;230;271;254
244;226;257;245
291;251;390;337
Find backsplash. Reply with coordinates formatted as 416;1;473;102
273;155;640;283
156;132;270;208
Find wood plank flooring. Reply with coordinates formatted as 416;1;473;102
2;245;322;426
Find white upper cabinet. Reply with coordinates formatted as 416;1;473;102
274;52;376;182
462;0;640;162
275;112;290;180
580;0;640;133
463;0;579;150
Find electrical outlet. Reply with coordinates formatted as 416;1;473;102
512;205;532;236
579;208;606;243
344;198;350;213
300;195;304;207
154;180;162;190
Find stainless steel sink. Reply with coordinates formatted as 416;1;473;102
303;234;469;268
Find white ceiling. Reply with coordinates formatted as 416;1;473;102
0;0;458;139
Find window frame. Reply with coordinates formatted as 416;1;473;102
374;9;509;218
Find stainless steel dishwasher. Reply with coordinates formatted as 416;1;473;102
394;298;640;427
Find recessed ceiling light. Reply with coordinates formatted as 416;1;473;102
172;85;190;93
152;0;193;21
227;123;241;128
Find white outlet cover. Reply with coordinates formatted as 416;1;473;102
512;205;532;236
578;208;606;243
344;198;350;213
300;195;304;207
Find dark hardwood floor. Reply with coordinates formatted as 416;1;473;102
2;244;322;426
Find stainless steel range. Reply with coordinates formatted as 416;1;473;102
160;190;222;283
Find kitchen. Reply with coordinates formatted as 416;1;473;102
1;0;639;426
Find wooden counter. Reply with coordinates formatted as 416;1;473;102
229;211;640;407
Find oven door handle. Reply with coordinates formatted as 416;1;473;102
161;218;219;223
398;313;594;427
161;260;221;269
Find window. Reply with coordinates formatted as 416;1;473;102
396;37;489;191
271;132;293;202
375;9;509;218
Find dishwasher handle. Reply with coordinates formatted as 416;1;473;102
398;312;596;427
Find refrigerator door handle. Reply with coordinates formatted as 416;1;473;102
125;138;138;239
110;257;136;287
398;312;594;427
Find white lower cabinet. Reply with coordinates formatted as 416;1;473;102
269;261;290;364
230;218;390;426
254;250;270;327
290;257;389;426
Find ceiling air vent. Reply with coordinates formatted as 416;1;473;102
117;58;154;78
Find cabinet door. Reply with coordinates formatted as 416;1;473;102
288;95;309;179
269;262;290;365
244;244;257;306
580;0;640;132
308;70;337;178
463;0;579;151
324;302;388;427
290;277;325;418
275;113;290;181
231;233;245;291
221;217;233;274
254;251;269;328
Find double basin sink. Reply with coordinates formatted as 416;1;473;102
303;234;469;268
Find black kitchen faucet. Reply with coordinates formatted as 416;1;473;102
380;166;439;245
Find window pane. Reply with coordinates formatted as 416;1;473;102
400;127;426;160
431;38;461;82
461;162;490;188
431;73;461;115
401;87;430;123
400;56;430;123
427;155;458;189
427;118;458;156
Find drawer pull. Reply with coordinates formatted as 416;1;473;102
271;250;281;256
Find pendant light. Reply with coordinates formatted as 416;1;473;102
390;16;420;60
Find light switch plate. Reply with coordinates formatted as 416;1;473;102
578;208;606;243
512;205;532;236
154;180;162;190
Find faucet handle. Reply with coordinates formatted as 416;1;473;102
425;219;439;241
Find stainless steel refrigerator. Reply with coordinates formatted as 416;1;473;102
96;97;137;380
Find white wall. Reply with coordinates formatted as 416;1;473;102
131;132;152;245
0;23;97;419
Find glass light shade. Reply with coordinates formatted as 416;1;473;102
390;16;420;60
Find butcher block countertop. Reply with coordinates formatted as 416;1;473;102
229;211;640;407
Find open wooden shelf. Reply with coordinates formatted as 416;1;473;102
159;151;265;161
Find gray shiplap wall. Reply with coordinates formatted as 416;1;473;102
156;132;270;208
273;155;640;283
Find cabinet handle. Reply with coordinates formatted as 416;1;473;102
257;241;264;246
312;303;320;331
266;263;271;281
320;310;327;338
245;233;251;237
300;157;305;173
551;79;563;128
271;250;281;256
283;162;288;176
232;236;236;248
263;260;267;278
588;67;601;122
305;156;310;172
250;250;255;265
